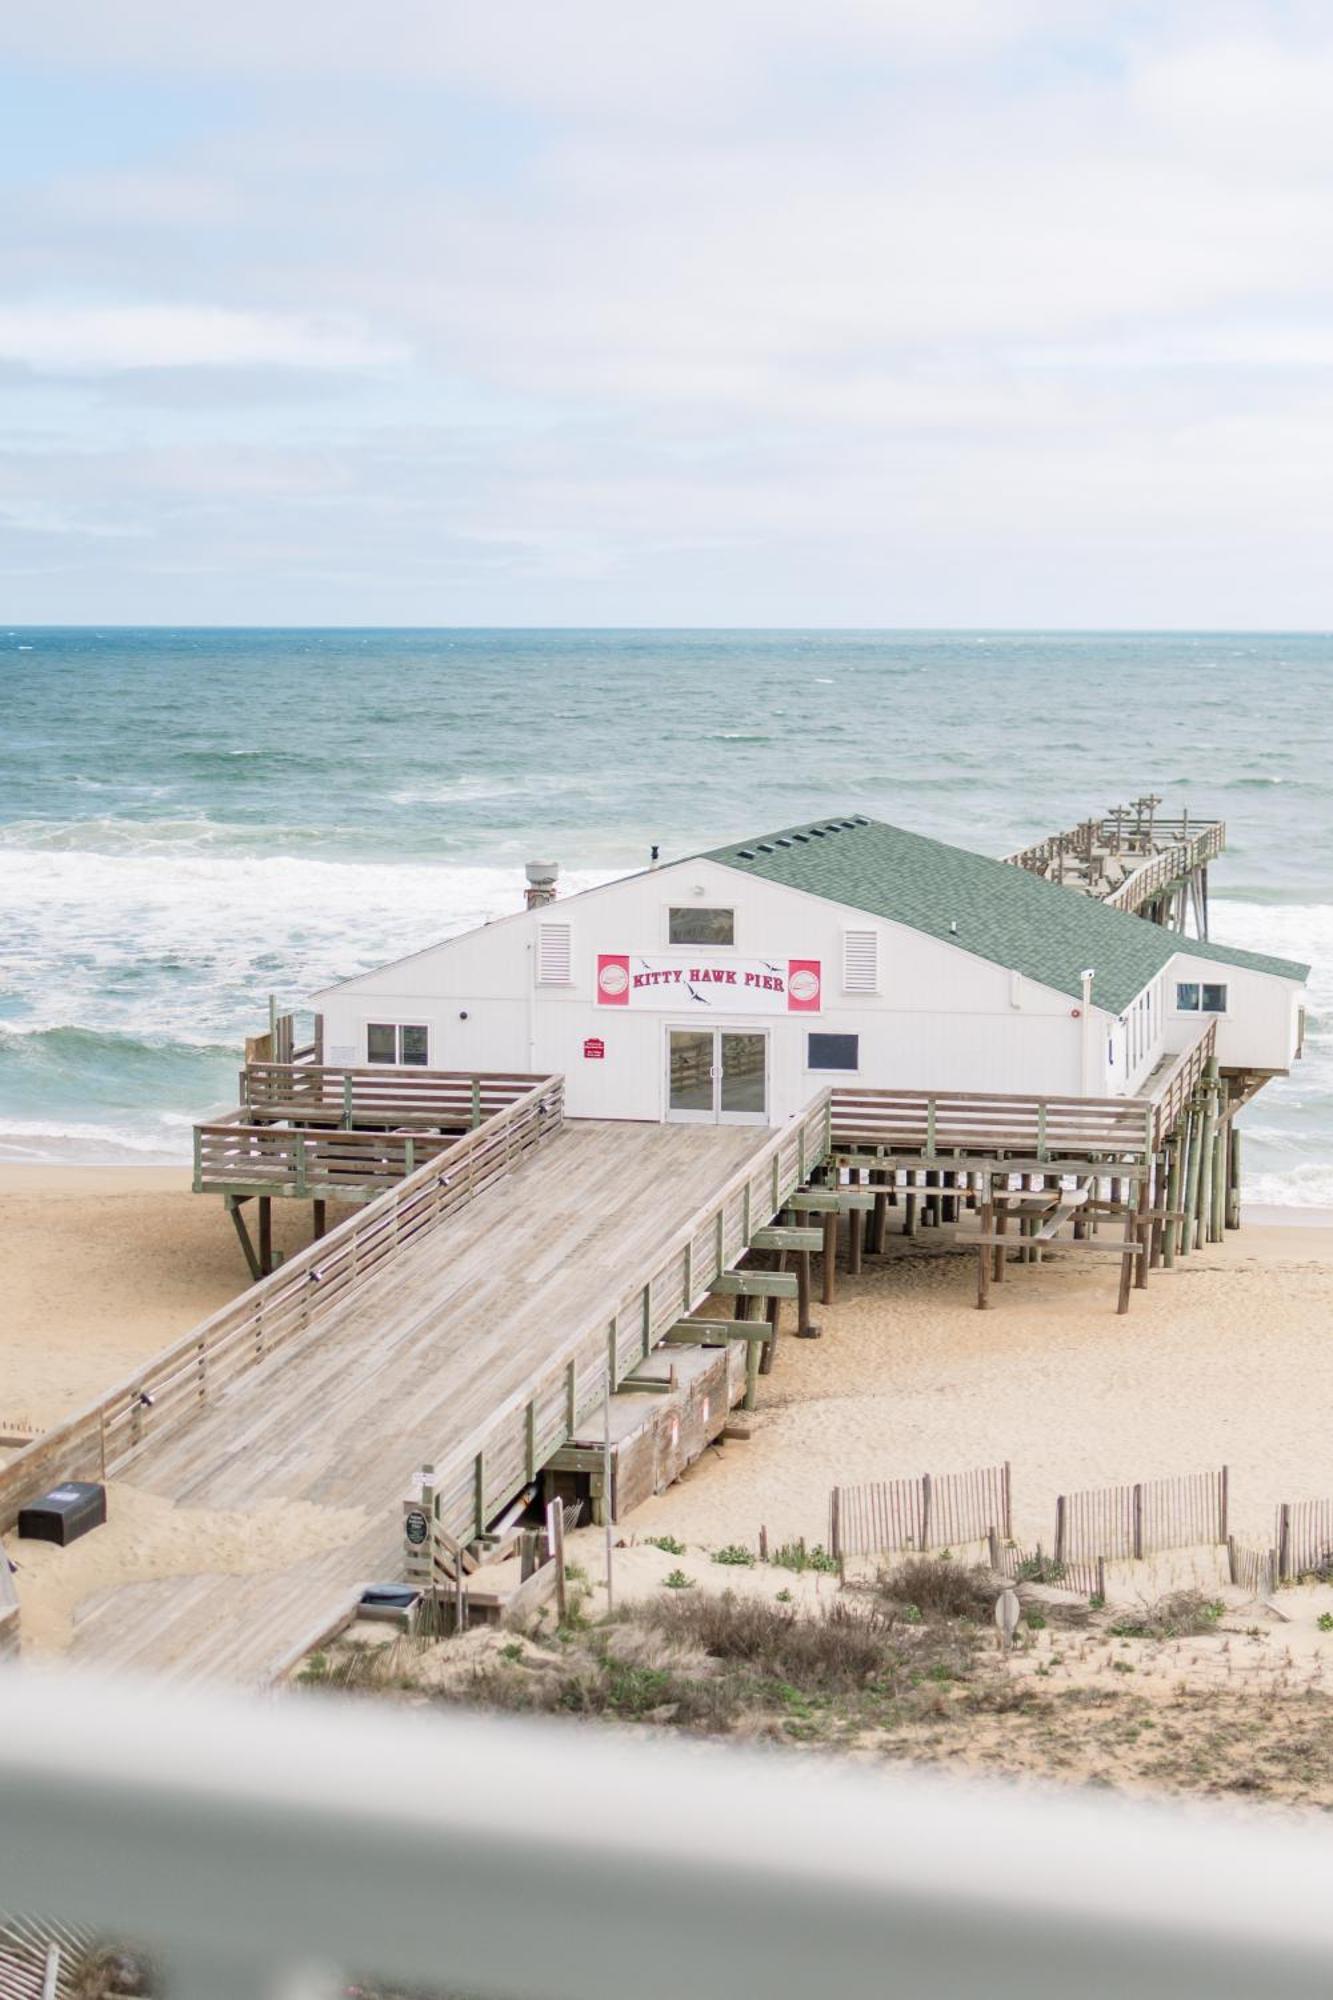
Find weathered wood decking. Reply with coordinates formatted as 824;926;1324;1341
18;1120;794;1684
1004;800;1224;934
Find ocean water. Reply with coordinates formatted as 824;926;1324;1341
1;628;1329;1200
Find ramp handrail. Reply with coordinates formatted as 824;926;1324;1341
418;1092;834;1549
0;1076;565;1534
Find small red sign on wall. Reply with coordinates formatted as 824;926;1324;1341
583;1037;605;1060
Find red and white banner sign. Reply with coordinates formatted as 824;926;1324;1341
596;953;821;1014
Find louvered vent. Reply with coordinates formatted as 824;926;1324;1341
842;928;879;994
536;922;573;985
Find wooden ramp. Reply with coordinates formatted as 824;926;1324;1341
43;1122;773;1685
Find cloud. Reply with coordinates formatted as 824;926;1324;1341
4;2;1333;621
0;304;405;374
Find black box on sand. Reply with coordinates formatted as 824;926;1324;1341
18;1481;107;1546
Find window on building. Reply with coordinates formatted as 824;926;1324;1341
807;1032;859;1071
367;1023;429;1065
399;1024;430;1065
668;906;735;946
1176;982;1228;1014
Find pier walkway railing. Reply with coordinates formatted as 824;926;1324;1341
1105;822;1225;915
196;1065;552;1202
0;1077;565;1533
4;1663;1333;2000
828;1025;1215;1165
1004;812;1224;917
420;1092;833;1548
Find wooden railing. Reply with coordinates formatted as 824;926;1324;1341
1105;823;1225;913
1004;814;1225;911
240;1062;546;1127
421;1093;834;1546
195;1115;463;1198
0;1077;565;1534
1147;1020;1216;1146
829;1088;1155;1162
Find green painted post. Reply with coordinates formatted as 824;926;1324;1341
294;1132;308;1200
744;1334;761;1412
192;1124;203;1195
925;1098;937;1159
1196;1064;1218;1248
1163;1134;1183;1268
342;1074;354;1129
471;1077;482;1128
607;1319;619;1394
1210;1084;1229;1244
1179;1104;1199;1257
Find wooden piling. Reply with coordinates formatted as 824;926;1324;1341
1163;1134;1182;1268
1197;1062;1219;1247
795;1249;816;1338
821;1211;838;1305
1135;1168;1151;1289
1227;1123;1242;1230
1182;1089;1205;1253
1210;1084;1229;1244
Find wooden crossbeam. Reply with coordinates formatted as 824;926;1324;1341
663;1318;735;1343
713;1270;800;1300
662;1323;770;1345
750;1225;824;1252
973;1234;1145;1257
788;1187;877;1213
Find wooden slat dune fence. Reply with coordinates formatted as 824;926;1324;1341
0;1077;566;1534
829;1464;1012;1559
0;1919;95;2000
1276;1499;1333;1581
1054;1468;1228;1563
1228;1539;1279;1597
994;1544;1106;1601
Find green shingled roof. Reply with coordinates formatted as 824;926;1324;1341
702;815;1308;1015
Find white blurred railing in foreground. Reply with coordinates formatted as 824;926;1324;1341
3;1668;1333;2000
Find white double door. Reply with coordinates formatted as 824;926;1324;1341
666;1026;768;1124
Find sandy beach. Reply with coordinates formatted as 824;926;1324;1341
4;1166;1333;1561
0;1167;338;1435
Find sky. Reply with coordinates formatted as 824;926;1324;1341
3;1;1333;627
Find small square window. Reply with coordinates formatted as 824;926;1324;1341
1201;984;1227;1014
400;1024;430;1065
808;1032;859;1071
1175;983;1200;1012
669;906;735;946
367;1023;397;1063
